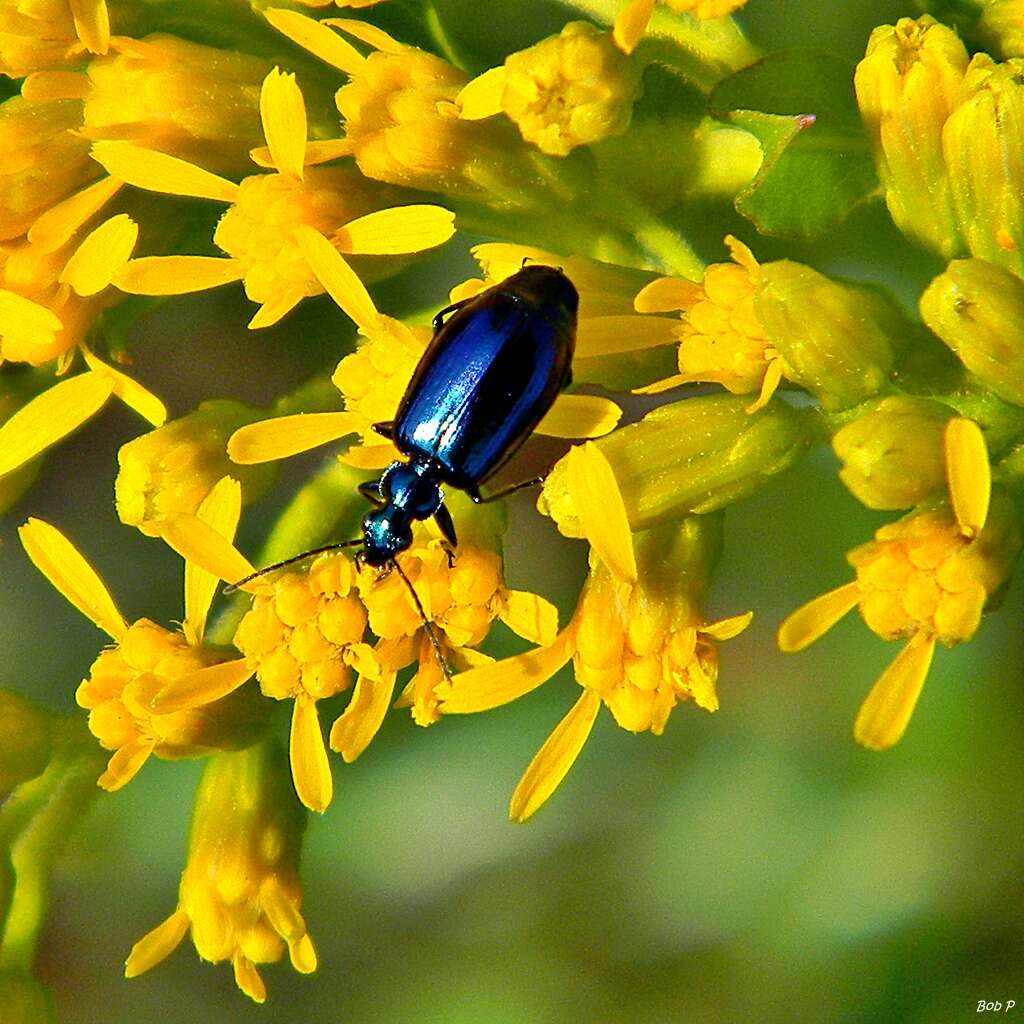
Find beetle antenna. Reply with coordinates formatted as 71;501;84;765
390;557;453;684
224;538;364;594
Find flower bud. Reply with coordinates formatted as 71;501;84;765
942;54;1024;276
920;257;1024;407
538;394;810;537
501;23;642;157
978;1;1024;59
754;261;898;410
115;400;276;536
832;396;954;509
854;16;968;257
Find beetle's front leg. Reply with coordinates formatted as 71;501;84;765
433;502;458;556
431;296;475;333
358;477;386;507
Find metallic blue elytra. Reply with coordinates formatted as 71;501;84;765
360;264;578;567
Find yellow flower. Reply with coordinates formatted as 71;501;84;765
456;22;642;157
633;235;783;411
978;0;1024;59
232;550;376;813
0;0;109;77
115;399;277;536
614;0;749;55
104;67;454;329
778;419;1020;750
854;16;969;259
124;742;316;1004
77;34;274;175
18;480;264;790
440;460;750;821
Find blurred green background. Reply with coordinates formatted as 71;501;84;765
2;1;1023;1021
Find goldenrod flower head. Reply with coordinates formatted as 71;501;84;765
440;516;751;821
0;0;109;77
0;689;51;797
104;68;454;329
125;743;316;1004
77;617;265;789
978;0;1024;58
233;550;374;812
336;46;472;189
19;484;263;790
634;235;783;410
779;423;1020;750
495;22;642;157
754;260;897;411
942;54;1024;276
0;96;95;243
115;400;277;536
614;0;749;55
82;34;272;174
920;257;1024;407
854;16;969;258
832;396;953;510
539;393;810;537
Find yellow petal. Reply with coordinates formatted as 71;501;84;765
777;581;861;652
499;590;559;646
264;8;366;74
537;394;621;439
944;417;990;539
293;225;379;331
509;689;601;823
338;442;398;470
113;256;245;295
703;610;753;641
322;17;404;53
632;373;690;396
125;908;189;978
329;669;397;762
455;67;507;120
185;477;242;643
438;631;573;713
567;442;637;584
90;141;239;202
28;177;123;253
148;658;254;715
613;0;655;53
21;70;91;102
576;315;680;358
0;373;114;479
247;289;304;329
228;412;357;464
854;633;936;751
18;517;127;639
98;740;153;791
233;954;267;1004
260;67;307;180
290;697;332;812
745;357;784;414
336;205;455;255
633;276;702;313
262;877;305;941
60;214;139;297
69;0;111;54
81;349;167;426
0;288;62;343
288;933;318;974
250;138;353;169
158;515;264;593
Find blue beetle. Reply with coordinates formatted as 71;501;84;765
359;263;578;567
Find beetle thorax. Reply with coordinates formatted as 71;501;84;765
361;459;445;568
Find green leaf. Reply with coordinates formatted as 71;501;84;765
709;49;879;240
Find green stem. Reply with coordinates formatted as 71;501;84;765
558;0;762;91
0;719;104;971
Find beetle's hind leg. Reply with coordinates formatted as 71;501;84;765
467;476;545;504
431;296;475;333
433;503;458;554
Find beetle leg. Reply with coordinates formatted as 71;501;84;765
371;421;394;440
468;476;545;504
431;296;475;333
433;501;459;548
358;478;385;506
